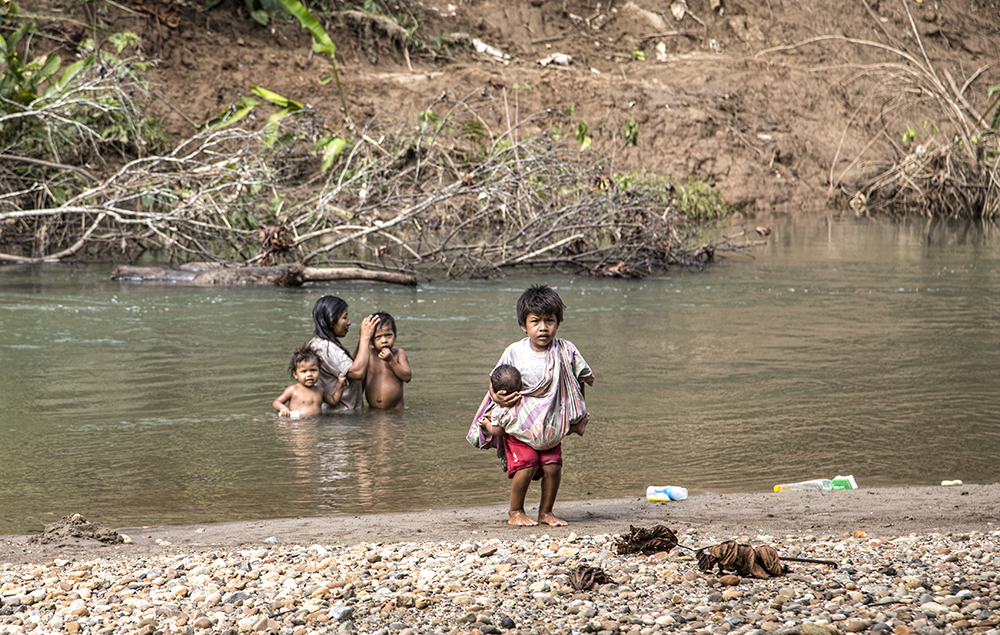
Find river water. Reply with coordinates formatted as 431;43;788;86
1;216;998;535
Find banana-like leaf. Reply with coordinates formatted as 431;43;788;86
311;135;349;173
250;85;302;109
261;106;297;146
51;57;93;94
279;0;336;61
5;23;30;52
200;96;260;130
35;54;62;84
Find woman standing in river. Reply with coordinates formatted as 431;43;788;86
308;295;379;411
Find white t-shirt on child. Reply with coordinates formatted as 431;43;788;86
493;338;591;389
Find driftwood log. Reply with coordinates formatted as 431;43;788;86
111;264;417;286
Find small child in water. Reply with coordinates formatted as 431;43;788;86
364;312;412;409
273;344;345;418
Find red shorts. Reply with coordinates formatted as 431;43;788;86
503;435;562;479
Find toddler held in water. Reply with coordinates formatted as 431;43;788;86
364;312;412;409
273;344;345;418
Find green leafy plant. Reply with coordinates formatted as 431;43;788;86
108;31;140;54
623;120;639;146
679;178;730;225
200;96;261;131
278;0;348;122
419;108;442;134
0;23;62;107
250;85;302;145
576;121;591;151
632;48;645;61
901;127;918;144
310;135;349;173
205;0;288;25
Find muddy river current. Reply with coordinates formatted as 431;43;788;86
1;216;998;535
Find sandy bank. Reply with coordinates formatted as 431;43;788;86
2;486;997;566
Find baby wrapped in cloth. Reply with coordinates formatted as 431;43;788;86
468;338;593;451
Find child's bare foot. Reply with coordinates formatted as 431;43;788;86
538;512;567;526
508;510;538;526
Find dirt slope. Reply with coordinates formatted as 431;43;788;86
27;0;1000;215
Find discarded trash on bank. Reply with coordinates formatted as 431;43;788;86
774;474;858;492
646;485;688;501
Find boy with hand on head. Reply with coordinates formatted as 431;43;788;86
274;344;345;418
471;285;595;527
364;312;412;409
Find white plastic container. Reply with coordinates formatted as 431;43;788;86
646;485;688;501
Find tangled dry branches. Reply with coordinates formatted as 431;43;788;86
756;0;999;219
1;70;753;276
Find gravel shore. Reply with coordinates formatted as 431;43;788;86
2;486;998;635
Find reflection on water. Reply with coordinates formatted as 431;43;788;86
1;216;998;534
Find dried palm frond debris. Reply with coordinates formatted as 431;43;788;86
696;540;787;579
613;526;838;580
696;540;838;579
614;525;680;555
568;565;612;591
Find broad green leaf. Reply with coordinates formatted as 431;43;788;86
200;96;260;130
250;8;269;24
250;85;302;109
36;53;61;85
279;0;336;60
6;23;30;51
259;0;290;18
261;106;295;146
53;58;92;93
576;121;591;151
320;137;348;173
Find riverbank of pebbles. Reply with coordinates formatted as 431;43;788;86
2;528;998;635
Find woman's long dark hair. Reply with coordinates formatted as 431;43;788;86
312;295;349;342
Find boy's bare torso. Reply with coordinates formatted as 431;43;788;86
287;384;329;417
365;348;406;409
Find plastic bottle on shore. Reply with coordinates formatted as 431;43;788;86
646;485;688;501
831;475;858;490
773;478;833;492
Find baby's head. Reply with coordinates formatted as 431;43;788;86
288;344;321;383
516;284;565;327
491;364;522;395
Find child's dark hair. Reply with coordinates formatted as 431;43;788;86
516;285;565;326
372;311;396;334
491;364;522;394
288;343;320;378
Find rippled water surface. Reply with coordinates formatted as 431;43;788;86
1;216;998;534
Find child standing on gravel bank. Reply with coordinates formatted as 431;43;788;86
470;285;594;527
